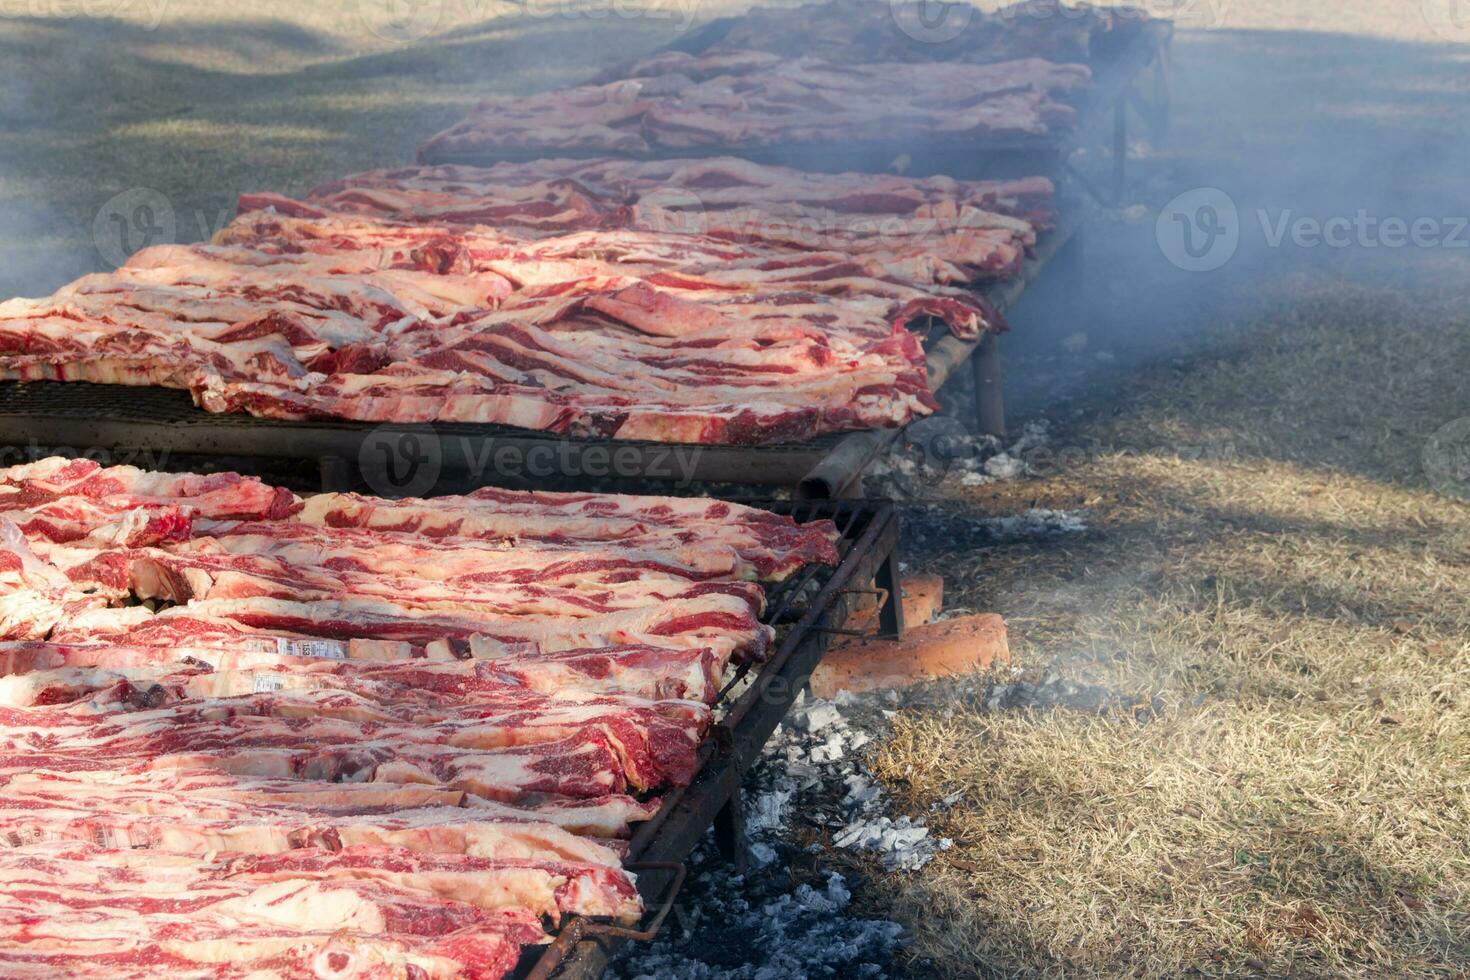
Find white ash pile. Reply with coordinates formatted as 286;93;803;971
747;693;952;872
609;857;901;980
865;418;1052;498
611;692;949;977
979;507;1088;540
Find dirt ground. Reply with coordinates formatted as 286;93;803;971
3;1;1469;977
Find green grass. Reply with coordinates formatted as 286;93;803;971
0;1;695;295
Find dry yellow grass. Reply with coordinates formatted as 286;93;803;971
867;282;1470;977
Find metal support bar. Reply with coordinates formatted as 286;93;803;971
1124;40;1170;146
971;333;1006;439
318;455;355;492
873;545;906;641
1150;36;1172;139
1112;100;1128;204
1063;155;1114;209
712;785;748;874
1127;87;1168;142
813;625;867;637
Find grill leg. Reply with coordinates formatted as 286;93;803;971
873;544;906;641
832;474;866;501
1150;43;1172;140
1112;100;1128;204
713;785;748;873
972;333;1006;440
319;455;356;492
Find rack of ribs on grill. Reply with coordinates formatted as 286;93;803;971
309;156;1056;231
279;156;1056;286
649;0;1147;68
417;50;1090;160
0;457;838;976
0;217;982;441
216;205;1008;324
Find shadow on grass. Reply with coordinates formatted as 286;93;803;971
0;9;683;294
997;27;1470;436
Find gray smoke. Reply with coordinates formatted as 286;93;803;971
994;14;1470;417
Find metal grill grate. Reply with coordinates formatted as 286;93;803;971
520;498;901;980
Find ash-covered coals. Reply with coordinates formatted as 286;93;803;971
746;694;952;873
609;858;901;980
982;508;1088;539
866;418;1053;499
832;815;948;872
610;693;955;977
902;504;1089;558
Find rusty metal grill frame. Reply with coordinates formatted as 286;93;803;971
515;497;901;980
0;381;845;490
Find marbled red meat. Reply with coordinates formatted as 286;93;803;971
0;458;836;975
0;237;955;442
300;156;1056;281
418;50;1090;160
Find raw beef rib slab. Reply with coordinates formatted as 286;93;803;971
0;457;837;978
1;179;1011;443
417;50;1090;160
0;238;949;443
294;156;1056;286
